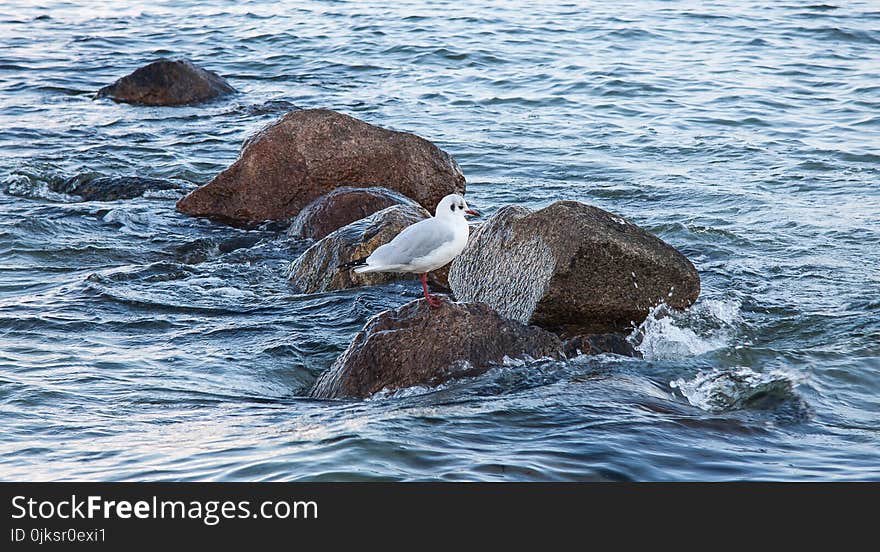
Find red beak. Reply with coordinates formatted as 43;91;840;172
465;209;480;217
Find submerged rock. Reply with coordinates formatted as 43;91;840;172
309;300;564;399
97;58;235;106
449;201;700;334
287;186;420;240
172;234;263;264
287;204;430;293
671;367;807;418
51;175;183;201
176;109;466;223
3;173;183;201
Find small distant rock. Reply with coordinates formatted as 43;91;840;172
97;58;235;106
449;201;700;334
288;186;420;240
173;234;263;264
309;300;564;399
176;109;466;223
287;204;430;294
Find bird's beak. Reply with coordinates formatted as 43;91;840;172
465;209;481;217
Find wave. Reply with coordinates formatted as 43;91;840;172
629;301;809;416
671;367;806;413
3;171;186;202
2;174;72;202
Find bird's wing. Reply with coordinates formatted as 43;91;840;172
369;218;456;267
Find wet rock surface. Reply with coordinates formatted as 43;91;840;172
287;186;420;240
287;204;430;293
562;333;640;358
50;174;183;201
97;58;235;106
309;300;564;399
176;109;466;223
449;201;701;334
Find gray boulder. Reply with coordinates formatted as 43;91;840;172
449;201;700;334
287;204;430;293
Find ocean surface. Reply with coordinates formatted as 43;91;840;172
1;0;878;481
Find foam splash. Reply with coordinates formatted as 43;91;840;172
367;383;447;401
628;299;741;360
367;357;559;401
3;174;72;202
142;188;185;200
367;358;484;400
671;367;805;413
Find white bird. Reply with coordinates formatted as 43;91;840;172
339;193;479;307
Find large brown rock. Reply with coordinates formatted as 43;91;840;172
449;201;700;334
176;109;466;223
96;58;235;106
310;300;564;399
287;204;430;293
287;186;419;240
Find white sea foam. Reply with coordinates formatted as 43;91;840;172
628;299;742;360
671;367;805;412
142;188;184;200
3;174;72;202
367;383;446;401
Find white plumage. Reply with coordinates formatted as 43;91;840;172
346;193;479;307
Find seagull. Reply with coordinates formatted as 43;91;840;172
338;194;480;307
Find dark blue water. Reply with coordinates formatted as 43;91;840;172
1;0;878;480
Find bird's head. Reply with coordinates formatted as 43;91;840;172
436;194;480;219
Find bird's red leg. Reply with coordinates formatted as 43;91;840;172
420;273;442;308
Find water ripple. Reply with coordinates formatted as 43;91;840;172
0;0;878;481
